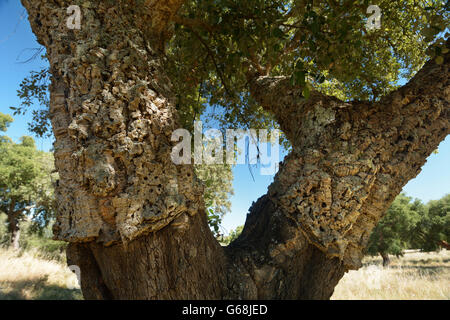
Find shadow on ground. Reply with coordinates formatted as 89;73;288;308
0;276;82;300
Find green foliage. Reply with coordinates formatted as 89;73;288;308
10;67;51;138
222;225;244;245
0;112;13;132
0;117;56;233
412;194;450;251
0;214;67;261
368;193;450;257
19;219;67;262
22;2;450;141
195;164;234;236
169;0;449;130
0;213;8;245
367;194;422;257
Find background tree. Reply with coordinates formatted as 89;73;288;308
0;112;13;132
0;112;56;249
222;225;244;245
367;193;449;266
18;0;449;299
195;164;234;237
412;194;450;251
367;194;422;266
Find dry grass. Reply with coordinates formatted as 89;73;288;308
0;247;82;300
332;250;450;300
0;246;448;300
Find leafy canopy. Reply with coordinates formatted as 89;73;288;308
0;113;13;132
0;113;56;230
168;0;449;132
368;193;450;256
412;194;450;251
367;194;422;257
16;1;450;137
195;164;234;236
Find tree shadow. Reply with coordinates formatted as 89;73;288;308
407;258;450;265
385;265;450;276
0;276;82;300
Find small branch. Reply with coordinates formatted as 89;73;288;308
189;29;233;98
269;28;305;74
247;48;266;76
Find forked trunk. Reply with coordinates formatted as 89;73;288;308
7;200;21;250
22;0;449;300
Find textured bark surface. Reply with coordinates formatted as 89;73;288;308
67;212;227;299
22;0;449;300
248;50;450;269
22;0;203;246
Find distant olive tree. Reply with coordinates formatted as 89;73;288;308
222;225;244;245
0;113;56;249
368;193;450;267
412;194;450;252
367;194;422;266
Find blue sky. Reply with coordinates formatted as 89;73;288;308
1;1;449;235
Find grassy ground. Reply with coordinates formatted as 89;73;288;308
0;247;82;300
0;246;448;300
332;250;450;300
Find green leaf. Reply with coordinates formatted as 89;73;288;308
272;27;285;39
294;71;306;86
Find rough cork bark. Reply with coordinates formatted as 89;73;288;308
22;0;449;300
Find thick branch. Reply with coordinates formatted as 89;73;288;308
242;47;449;270
248;74;343;141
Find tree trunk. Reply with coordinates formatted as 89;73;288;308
22;0;450;300
438;240;450;250
7;215;20;250
380;252;390;267
6;200;21;250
